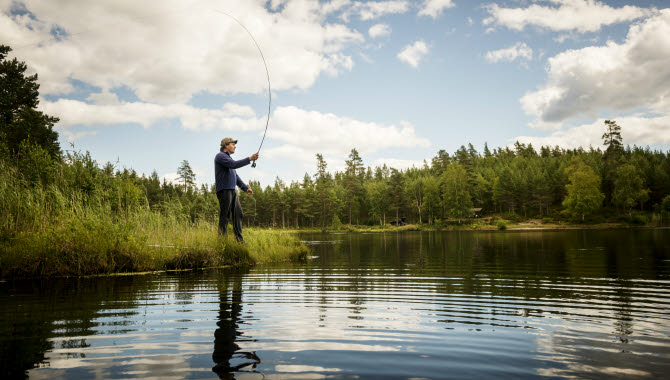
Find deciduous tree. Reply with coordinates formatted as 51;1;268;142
562;157;604;222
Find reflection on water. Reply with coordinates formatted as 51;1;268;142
212;274;261;378
1;229;669;379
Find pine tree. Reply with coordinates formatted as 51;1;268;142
483;142;492;158
344;148;364;224
441;162;472;223
176;160;196;192
389;168;405;222
602;120;623;155
315;154;334;228
602;120;624;205
0;45;61;158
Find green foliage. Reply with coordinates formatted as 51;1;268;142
613;163;650;217
15;140;58;186
405;172;425;224
422;175;440;224
602;120;624;157
176;160;196;192
562;157;605;222
366;179;391;225
332;214;342;230
495;220;508;230
441;162;472;223
662;195;670;215
343;148;365;224
629;212;647;226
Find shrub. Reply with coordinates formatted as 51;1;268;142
331;215;342;230
629;213;647;225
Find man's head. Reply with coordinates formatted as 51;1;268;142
220;137;238;153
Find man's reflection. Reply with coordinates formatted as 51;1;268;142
212;274;260;379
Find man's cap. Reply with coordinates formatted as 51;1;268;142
220;137;238;147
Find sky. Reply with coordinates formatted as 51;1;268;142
3;0;670;188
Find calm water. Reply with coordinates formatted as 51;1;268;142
1;229;670;379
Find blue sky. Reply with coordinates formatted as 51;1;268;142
4;0;670;187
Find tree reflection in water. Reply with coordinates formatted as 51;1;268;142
212;274;261;379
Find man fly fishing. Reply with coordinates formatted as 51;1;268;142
213;11;270;242
215;138;259;242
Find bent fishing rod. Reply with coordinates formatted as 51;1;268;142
213;10;271;168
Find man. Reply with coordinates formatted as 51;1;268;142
215;137;259;241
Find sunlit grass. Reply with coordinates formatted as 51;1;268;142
0;160;307;278
1;213;308;278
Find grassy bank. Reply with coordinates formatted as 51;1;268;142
0;153;308;279
1;214;308;278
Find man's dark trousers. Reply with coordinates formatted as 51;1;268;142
217;189;244;242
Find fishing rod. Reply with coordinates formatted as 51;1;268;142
213;10;271;169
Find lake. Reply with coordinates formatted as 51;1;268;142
1;229;669;379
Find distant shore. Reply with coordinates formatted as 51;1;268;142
281;219;664;233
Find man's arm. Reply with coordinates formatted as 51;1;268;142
215;152;251;169
236;174;249;192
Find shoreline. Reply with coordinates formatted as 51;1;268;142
279;221;665;234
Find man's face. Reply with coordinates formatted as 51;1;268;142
226;142;236;153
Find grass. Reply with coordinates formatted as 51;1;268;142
0;214;308;278
0;155;308;279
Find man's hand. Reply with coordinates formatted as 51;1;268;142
246;188;254;195
250;152;259;161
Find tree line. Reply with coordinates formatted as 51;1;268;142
2;43;670;231
234;128;670;227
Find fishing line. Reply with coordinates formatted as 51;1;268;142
213;9;271;169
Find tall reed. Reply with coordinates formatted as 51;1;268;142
0;144;308;278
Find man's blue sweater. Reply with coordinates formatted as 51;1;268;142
214;151;250;193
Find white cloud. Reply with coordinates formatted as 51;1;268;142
264;106;430;167
86;90;120;105
521;10;670;127
397;40;429;68
483;0;655;33
162;172;180;186
344;1;410;21
418;0;455;19
40;99;263;132
372;158;426;170
359;52;374;64
514;115;670;150
485;42;533;64
368;23;391;38
3;0;363;104
42;98;431;170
